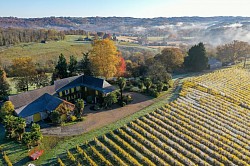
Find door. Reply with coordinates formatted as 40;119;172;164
33;113;41;122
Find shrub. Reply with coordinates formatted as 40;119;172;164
129;86;140;92
121;102;126;107
50;111;62;124
3;151;13;166
156;81;164;92
163;84;169;91
58;157;65;166
70;115;77;122
148;88;159;98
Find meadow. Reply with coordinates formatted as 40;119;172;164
0;35;91;66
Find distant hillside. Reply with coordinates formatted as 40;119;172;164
1;16;250;45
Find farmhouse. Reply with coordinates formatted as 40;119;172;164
8;75;116;123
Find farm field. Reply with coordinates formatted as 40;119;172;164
56;68;250;166
0;35;91;66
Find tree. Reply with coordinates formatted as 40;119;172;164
144;78;152;92
32;73;49;88
3;115;17;138
30;123;43;145
116;52;126;77
117;77;126;103
104;92;118;108
184;42;208;72
10;57;37;91
89;39;120;79
14;117;26;141
79;52;93;76
0;101;14;121
216;40;250;64
146;62;172;84
74;99;84;118
0;66;10;99
68;55;78;76
50;110;61;124
22;132;32;148
155;48;184;72
54;54;68;79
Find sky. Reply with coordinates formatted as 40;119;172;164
1;0;250;18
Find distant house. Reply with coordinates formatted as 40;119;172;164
208;58;222;70
8;75;116;123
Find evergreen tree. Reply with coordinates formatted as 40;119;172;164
80;52;93;76
54;54;68;79
0;66;10;99
184;42;208;72
68;55;77;76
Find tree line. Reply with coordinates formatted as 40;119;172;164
0;28;94;46
0;28;65;46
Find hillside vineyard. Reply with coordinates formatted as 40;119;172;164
59;68;250;166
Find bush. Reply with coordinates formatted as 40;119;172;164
168;80;174;88
121;101;126;107
70;115;77;122
58;157;65;166
148;88;160;98
50;111;62;124
94;104;101;111
78;116;86;121
3;151;13;166
163;84;169;91
129;86;140;92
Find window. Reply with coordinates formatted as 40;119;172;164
71;88;75;93
85;87;87;92
59;92;63;97
65;90;69;95
95;90;98;95
76;86;80;91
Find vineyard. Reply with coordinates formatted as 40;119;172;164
58;68;250;166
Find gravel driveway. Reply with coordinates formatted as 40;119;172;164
41;92;154;136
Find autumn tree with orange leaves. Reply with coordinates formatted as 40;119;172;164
89;39;120;79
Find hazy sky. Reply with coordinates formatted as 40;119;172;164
1;0;250;18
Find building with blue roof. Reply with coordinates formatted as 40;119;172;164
8;75;116;123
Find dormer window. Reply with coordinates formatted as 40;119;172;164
65;89;69;95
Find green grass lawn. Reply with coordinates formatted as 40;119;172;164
7;73;53;95
0;35;91;66
0;79;181;166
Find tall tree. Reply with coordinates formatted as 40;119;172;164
155;47;184;72
54;54;68;79
74;99;84;118
116;51;126;77
0;101;14;121
89;39;120;79
216;40;250;63
79;52;93;76
10;57;37;91
144;78;152;92
14;117;26;141
32;73;49;88
30;123;43;145
146;62;172;83
184;42;208;72
0;66;10;99
117;77;126;102
68;55;78;76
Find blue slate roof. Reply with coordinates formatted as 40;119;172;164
57;75;116;94
15;93;63;118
